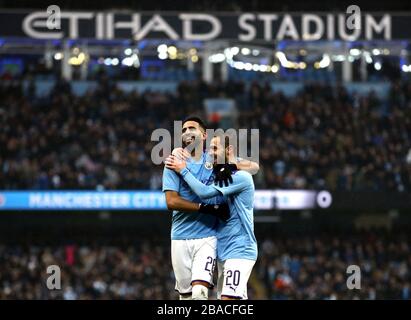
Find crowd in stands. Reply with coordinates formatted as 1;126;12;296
0;240;175;299
0;79;410;191
0;231;409;300
257;231;411;299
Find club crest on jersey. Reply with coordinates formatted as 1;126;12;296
204;161;213;170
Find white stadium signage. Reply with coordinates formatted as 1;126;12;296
20;12;391;41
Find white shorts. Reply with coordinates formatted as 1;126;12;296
171;236;217;295
217;259;256;300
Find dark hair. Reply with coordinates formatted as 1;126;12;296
182;116;207;132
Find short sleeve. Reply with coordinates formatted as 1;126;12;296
162;167;180;192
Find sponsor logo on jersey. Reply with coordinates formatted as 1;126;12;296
205;161;213;170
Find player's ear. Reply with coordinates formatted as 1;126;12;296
227;145;234;157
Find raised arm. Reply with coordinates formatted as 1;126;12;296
162;165;229;221
165;155;251;200
179;168;220;199
237;159;260;175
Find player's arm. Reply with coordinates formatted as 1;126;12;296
164;155;219;199
236;159;259;175
181;168;250;199
171;147;260;175
162;166;200;211
164;191;199;211
180;168;220;199
162;165;229;220
213;159;259;188
165;155;248;199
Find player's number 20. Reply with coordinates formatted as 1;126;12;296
225;270;240;286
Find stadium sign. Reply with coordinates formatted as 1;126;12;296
0;10;408;41
0;191;408;211
0;190;331;211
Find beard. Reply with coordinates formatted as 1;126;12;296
181;132;202;152
213;152;228;165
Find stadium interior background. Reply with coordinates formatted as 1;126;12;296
0;0;410;300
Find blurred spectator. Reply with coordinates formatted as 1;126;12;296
0;231;410;299
257;232;411;300
0;241;175;299
0;80;410;191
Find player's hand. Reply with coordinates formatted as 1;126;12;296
198;203;230;222
213;164;237;188
164;155;186;173
172;147;190;160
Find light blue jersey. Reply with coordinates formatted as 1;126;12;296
162;152;223;240
180;168;257;261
